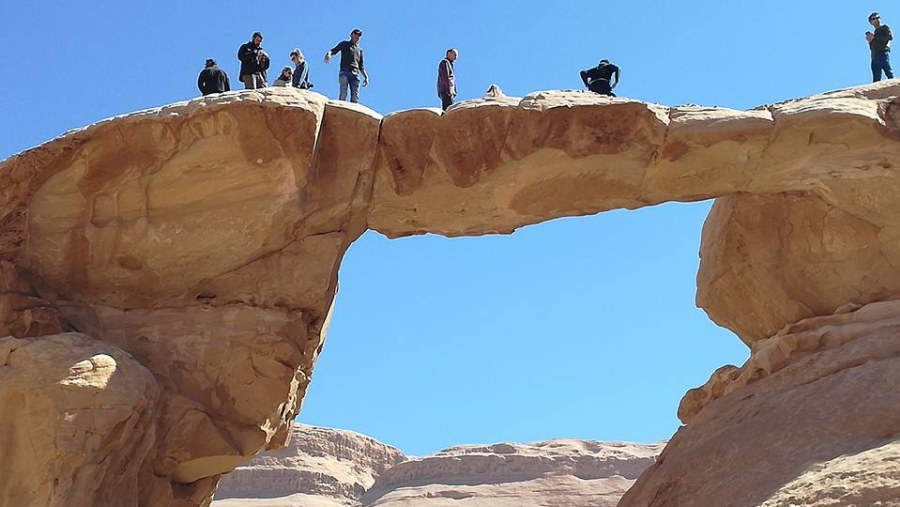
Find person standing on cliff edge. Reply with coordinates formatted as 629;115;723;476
324;29;368;103
437;48;458;111
867;12;894;82
237;31;270;89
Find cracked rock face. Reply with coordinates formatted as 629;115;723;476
3;83;900;506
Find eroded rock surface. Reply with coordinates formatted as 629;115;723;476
620;300;900;507
214;424;405;506
4;82;900;505
211;425;661;507
364;439;663;507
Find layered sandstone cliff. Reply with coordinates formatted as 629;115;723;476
363;439;663;507
210;424;662;507
3;82;900;506
214;425;405;507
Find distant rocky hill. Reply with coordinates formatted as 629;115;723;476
214;425;406;506
212;425;663;507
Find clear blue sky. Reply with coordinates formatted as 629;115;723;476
1;1;889;455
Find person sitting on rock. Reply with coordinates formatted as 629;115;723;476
197;59;230;96
580;59;620;97
273;66;293;87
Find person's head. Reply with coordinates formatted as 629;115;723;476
446;48;458;62
251;31;263;46
599;59;610;66
350;29;363;43
290;48;305;63
204;58;216;68
281;66;293;77
869;12;882;28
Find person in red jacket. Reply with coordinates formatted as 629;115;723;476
437;48;458;111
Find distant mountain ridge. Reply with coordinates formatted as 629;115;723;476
213;425;663;507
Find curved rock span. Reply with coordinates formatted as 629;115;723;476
2;82;900;505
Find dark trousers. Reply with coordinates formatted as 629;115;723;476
440;92;454;111
588;78;615;96
872;51;894;82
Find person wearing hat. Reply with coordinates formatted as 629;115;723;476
866;12;894;82
273;66;293;87
580;59;620;97
237;31;270;89
324;29;368;103
197;58;231;96
290;49;312;89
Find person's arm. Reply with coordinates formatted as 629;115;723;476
580;69;591;87
878;25;894;43
324;41;343;63
360;51;368;86
198;71;205;94
611;68;621;89
297;62;309;88
224;72;231;92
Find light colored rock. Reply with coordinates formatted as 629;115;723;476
0;88;381;504
5;82;900;505
0;333;159;507
212;427;661;507
620;300;900;507
214;424;405;505
364;439;664;507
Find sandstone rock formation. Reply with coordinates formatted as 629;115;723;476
619;300;900;507
363;439;664;507
210;424;662;507
214;424;406;506
3;81;900;506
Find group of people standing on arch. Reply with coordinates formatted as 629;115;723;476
196;28;622;111
197;13;894;111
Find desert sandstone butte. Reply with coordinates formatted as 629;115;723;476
211;424;664;507
1;83;899;506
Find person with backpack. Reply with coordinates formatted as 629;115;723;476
580;59;620;96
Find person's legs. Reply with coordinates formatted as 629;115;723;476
873;55;883;82
338;71;349;101
589;79;612;96
884;52;894;79
253;73;266;88
440;93;453;111
241;75;255;89
348;72;361;103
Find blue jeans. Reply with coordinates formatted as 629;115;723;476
338;70;361;102
872;51;894;82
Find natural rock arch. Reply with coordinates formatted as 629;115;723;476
1;83;899;506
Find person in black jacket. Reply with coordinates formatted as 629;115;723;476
197;59;231;96
580;59;620;96
237;31;270;89
866;12;894;82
